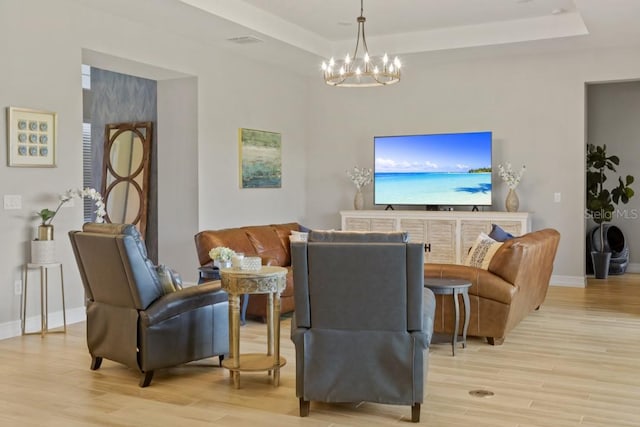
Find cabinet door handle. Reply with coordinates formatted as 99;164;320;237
424;243;431;252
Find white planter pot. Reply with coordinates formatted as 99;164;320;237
31;240;56;264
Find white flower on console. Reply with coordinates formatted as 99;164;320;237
498;163;526;190
346;166;372;190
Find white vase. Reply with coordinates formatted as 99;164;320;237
354;189;364;210
214;259;232;269
505;189;519;212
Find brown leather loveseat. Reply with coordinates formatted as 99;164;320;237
425;228;560;345
195;223;304;321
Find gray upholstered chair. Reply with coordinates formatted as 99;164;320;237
69;223;229;387
290;231;435;422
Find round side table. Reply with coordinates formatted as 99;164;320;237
424;278;471;356
220;266;287;388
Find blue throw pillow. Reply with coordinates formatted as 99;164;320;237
488;223;514;242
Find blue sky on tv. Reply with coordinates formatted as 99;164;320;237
374;131;492;173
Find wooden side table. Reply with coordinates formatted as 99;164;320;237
424;277;471;356
220;266;287;388
199;266;250;325
22;262;66;337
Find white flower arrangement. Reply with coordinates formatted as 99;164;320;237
346;166;373;190
37;187;106;225
498;163;526;190
209;246;236;262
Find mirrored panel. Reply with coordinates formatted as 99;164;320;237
102;122;152;237
105;180;142;224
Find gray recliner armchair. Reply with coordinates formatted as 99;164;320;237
69;223;229;387
290;231;435;422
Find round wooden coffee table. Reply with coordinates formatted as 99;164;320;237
424;278;471;356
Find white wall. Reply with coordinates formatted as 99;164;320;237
157;77;199;283
0;0;308;335
587;81;640;269
305;47;640;282
0;1;85;334
195;54;309;231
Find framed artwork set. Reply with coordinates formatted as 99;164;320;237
6;107;57;167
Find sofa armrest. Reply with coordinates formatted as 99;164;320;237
425;263;517;305
140;282;228;326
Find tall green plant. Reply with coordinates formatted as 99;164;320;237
586;143;634;252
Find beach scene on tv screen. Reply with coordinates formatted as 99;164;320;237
374;132;492;206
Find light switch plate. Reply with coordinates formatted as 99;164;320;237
554;192;561;203
3;195;22;210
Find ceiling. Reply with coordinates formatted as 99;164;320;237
84;0;640;76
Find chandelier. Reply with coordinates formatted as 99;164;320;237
321;0;401;87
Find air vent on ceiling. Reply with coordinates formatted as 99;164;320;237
227;35;264;45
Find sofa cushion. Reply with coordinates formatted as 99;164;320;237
271;223;301;265
464;233;503;269
194;228;257;266
245;226;289;267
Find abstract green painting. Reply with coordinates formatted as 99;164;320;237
239;128;282;188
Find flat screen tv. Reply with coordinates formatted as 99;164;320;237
373;131;492;207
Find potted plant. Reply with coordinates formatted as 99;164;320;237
35;187;105;240
346;166;372;210
586;143;634;279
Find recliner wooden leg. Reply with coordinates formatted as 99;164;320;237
299;398;310;417
219;354;225;366
139;371;154;387
90;356;102;370
411;403;420;422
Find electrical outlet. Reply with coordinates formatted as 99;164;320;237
14;280;22;295
554;192;561;203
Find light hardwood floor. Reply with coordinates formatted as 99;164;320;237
1;275;639;426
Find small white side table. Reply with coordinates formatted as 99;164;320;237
21;263;67;337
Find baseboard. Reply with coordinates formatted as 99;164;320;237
0;307;85;341
550;275;586;288
625;263;640;273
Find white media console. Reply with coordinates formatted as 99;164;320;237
340;210;531;265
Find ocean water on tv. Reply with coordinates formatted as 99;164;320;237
374;172;492;205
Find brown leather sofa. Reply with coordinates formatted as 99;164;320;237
195;223;303;321
424;228;560;345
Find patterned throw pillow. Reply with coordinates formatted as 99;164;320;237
156;264;183;294
464;233;504;269
289;230;309;242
